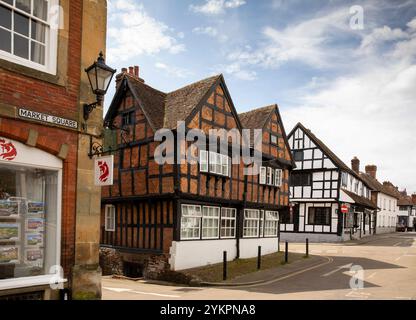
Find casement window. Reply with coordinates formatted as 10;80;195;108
105;205;116;232
0;0;59;74
264;211;279;237
122;111;135;126
308;207;331;226
290;172;311;186
267;167;274;185
243;209;261;238
180;205;202;240
206;151;229;176
202;206;220;239
270;135;278;145
259;166;266;184
199;150;208;173
293;150;304;161
341;172;348;187
275;169;282;187
220;208;236;238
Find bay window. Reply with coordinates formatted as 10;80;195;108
0;0;59;74
267;167;274;185
275;169;282;187
259;167;266;184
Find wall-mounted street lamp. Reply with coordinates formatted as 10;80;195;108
83;51;116;121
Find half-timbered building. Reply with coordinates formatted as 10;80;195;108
280;123;377;242
100;67;294;276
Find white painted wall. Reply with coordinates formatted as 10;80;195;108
239;238;279;259
376;193;399;228
169;239;237;271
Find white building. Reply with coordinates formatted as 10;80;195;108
280;123;377;243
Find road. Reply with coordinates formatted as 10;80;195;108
102;232;416;300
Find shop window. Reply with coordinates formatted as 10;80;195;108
0;0;59;74
264;211;279;237
0;162;59;281
308;207;331;225
202;206;220;239
180;205;202;240
104;205;115;232
220;208;236;238
280;210;293;224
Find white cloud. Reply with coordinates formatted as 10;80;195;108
107;0;185;62
282;16;416;191
213;62;257;81
226;8;352;69
190;0;246;15
155;62;193;78
192;26;228;42
360;26;409;51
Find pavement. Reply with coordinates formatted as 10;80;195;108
102;232;416;300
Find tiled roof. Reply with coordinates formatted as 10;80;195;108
341;189;378;209
106;73;221;131
359;173;400;199
239;105;276;130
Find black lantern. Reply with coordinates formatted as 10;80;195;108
83;51;116;121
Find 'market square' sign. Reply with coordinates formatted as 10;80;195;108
18;108;78;129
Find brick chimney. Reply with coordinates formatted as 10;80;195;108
351;157;360;173
115;67;128;89
115;66;144;89
365;165;377;179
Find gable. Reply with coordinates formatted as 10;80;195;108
185;77;242;134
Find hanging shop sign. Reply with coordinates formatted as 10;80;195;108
0;138;17;161
94;155;114;186
18;108;78;129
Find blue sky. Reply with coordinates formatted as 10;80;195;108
105;0;416;192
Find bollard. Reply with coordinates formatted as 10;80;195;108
285;241;288;263
257;246;261;270
306;238;309;257
223;251;227;281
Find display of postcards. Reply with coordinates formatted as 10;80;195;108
25;217;44;232
0;223;20;242
24;249;43;267
0;246;19;264
9;197;27;215
25;233;44;247
27;201;45;214
0;200;19;218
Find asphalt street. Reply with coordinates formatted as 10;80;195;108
102;232;416;300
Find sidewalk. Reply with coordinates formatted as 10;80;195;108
201;255;329;287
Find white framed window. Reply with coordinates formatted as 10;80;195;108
267;167;274;185
0;0;59;74
199;150;208;173
221;208;236;238
264;211;279;237
206;151;229;177
105;205;115;232
202;206;220;239
259;166;266;184
243;209;260;238
275;169;282;187
270;135;278;145
180;204;202;240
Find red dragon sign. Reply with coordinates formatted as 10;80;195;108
98;160;110;183
0;138;17;161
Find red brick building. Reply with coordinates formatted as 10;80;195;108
0;0;107;299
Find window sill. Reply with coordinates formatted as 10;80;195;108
0;275;67;291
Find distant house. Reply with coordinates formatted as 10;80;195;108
359;167;400;234
280;123;377;242
395;190;416;231
100;67;294;277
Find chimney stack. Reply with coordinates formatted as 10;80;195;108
115;66;144;89
115;67;128;89
351;157;360;173
365;165;377;179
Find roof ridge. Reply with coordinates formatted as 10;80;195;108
167;74;222;95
